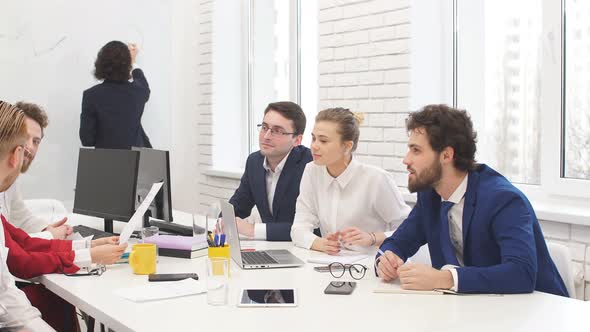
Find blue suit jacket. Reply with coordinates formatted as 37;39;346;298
80;69;152;150
380;164;568;296
229;146;312;241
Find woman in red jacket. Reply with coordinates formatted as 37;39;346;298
2;215;127;331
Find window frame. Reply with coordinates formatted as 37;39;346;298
246;0;301;154
451;0;590;204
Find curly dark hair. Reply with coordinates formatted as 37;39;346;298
15;101;48;132
406;104;478;172
93;41;131;81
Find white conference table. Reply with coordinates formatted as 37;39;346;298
39;213;589;332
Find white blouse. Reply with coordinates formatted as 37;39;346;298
291;159;411;250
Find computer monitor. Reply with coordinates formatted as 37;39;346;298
132;147;173;223
73;148;140;233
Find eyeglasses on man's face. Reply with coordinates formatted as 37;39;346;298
257;123;296;137
328;262;368;280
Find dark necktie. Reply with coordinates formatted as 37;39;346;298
439;201;460;266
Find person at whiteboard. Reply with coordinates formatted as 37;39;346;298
80;41;152;149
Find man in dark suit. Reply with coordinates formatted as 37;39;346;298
376;104;567;296
229;101;312;241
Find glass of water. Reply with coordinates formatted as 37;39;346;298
206;257;229;306
141;226;159;242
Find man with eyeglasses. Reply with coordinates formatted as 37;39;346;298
228;101;312;241
0;101;72;240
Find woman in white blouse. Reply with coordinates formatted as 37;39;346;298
291;108;410;254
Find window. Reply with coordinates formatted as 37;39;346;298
212;0;317;171
453;0;590;199
248;0;299;153
455;0;543;185
564;0;590;180
248;0;317;152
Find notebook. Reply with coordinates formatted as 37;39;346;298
144;235;208;259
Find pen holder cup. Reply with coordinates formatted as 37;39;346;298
207;245;230;276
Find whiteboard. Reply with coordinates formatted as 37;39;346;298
0;0;174;205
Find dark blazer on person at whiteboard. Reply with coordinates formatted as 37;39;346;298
80;68;152;150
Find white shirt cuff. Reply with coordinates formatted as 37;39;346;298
301;232;319;250
74;249;92;268
28;231;53;240
72;238;91;250
441;264;459;291
384;230;394;238
253;223;267;240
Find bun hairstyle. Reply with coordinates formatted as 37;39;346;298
315;107;364;152
352;112;365;126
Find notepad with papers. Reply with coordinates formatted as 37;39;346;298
374;280;502;296
143;234;208;259
113;278;206;302
374;280;443;295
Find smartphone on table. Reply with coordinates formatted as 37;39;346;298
148;273;199;282
324;281;356;295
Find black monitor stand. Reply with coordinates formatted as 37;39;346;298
104;219;114;234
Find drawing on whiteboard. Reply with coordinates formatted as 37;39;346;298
33;35;67;57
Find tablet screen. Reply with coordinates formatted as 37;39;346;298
239;289;296;306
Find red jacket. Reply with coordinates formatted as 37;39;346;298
2;215;80;279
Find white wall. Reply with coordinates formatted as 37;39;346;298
0;0;200;211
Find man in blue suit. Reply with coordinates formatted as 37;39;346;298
229;101;312;241
377;104;567;296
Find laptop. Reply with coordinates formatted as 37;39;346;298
220;200;304;269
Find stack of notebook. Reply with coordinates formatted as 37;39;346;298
144;235;208;259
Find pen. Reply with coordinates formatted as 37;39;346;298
219;234;226;247
207;232;215;247
214;234;219;247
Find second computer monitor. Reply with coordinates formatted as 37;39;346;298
132;147;173;222
73;148;140;232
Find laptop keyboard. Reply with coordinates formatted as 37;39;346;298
72;225;114;239
242;251;279;265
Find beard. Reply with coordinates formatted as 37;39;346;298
407;158;442;193
0;168;20;192
21;148;34;173
21;158;32;173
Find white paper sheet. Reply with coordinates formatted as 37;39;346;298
66;233;93;241
113;278;206;302
307;250;369;264
119;182;164;244
373;279;442;295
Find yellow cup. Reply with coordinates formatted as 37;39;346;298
208;245;230;276
129;243;157;275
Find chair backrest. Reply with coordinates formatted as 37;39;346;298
23;199;68;222
546;241;576;298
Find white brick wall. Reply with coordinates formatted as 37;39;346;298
318;0;411;179
195;0;590;300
